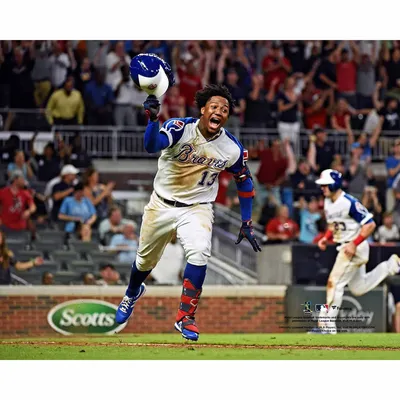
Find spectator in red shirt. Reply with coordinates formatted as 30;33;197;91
0;170;36;232
256;138;289;207
336;41;360;108
215;170;233;206
160;86;186;124
266;205;299;242
330;98;352;133
262;43;292;91
303;84;332;129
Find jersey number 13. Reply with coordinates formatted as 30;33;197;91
198;171;218;186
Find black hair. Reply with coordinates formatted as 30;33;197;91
195;84;234;114
73;181;84;192
100;263;115;271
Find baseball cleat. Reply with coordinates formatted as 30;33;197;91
115;283;146;324
174;316;199;341
388;254;400;275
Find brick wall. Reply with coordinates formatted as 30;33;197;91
0;286;286;336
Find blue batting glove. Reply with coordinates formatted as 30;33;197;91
235;220;262;252
143;95;161;122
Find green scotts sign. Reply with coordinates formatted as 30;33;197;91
47;299;127;335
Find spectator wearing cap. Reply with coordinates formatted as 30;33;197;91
51;164;80;221
307;128;335;174
276;75;302;153
31;141;61;183
374;211;400;243
222;68;246;135
7;150;34;183
0;170;36;232
266;205;299;242
262;43;292;91
58;182;97;233
298;196;321;244
84;69;114;126
98;206;137;245
109;223;138;263
46;76;85;126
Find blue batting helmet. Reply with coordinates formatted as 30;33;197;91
315;169;342;192
129;53;175;98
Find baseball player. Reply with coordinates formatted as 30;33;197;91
115;84;261;341
314;169;400;334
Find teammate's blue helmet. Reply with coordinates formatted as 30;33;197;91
315;169;342;192
129;53;175;98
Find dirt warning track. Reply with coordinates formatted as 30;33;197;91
0;341;398;351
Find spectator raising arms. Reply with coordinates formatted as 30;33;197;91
58;182;97;234
0;231;44;285
7;150;34;183
266;205;299;242
386;138;400;211
48;41;72;89
46;75;85;126
82;167;115;222
105;41;130;91
262;42;292;91
307;128;335;174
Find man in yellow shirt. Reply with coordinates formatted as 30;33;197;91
46;76;85;126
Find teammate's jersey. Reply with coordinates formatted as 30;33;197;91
154;117;246;204
324;191;374;243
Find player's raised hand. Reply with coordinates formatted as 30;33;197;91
235;220;262;252
143;95;161;122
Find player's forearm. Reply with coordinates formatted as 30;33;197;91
236;178;255;221
144;121;170;153
354;221;376;245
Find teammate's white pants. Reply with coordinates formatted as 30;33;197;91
318;241;398;333
135;191;213;271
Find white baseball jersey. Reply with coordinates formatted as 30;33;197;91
153;118;246;204
324;191;374;243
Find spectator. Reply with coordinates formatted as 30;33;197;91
376;97;400;132
336;42;359;107
0;170;36;233
330;98;352;133
58;182;97;234
160;86;186;124
307;128;335;174
298;197;321;244
386;138;400;211
76;222;92;242
96;263;123;286
314;44;342;91
31;141;61;183
84;69;114;125
74;57;94;94
0;230;44;285
245;74;277;130
374;212;400;243
30;40;52;108
256;138;288;206
42;271;54;285
302;84;332;130
48;41;71;89
283;40;305;73
262;42;292;91
46;75;85;126
51;164;80;221
382;45;400;95
67;134;93;171
290;157;318;202
7;150;34;182
222;68;246;134
109;223;138;263
276;75;302;152
392;173;400;227
312;217;334;245
82;167;115;222
98;206;136;245
266;205;299;242
215;170;233;206
361;186;382;226
82;272;96;285
105;41;130;91
343;148;370;199
356;42;377;109
145;40;171;64
225;178;241;214
93;41;110;70
150;231;184;285
114;64;137;126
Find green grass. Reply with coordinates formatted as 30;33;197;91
2;334;400;360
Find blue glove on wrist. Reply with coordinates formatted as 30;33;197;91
143;95;161;122
235;220;262;252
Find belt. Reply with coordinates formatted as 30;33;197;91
156;192;210;208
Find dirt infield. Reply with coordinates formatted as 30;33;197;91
0;340;393;351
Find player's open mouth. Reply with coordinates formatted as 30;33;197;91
209;117;221;130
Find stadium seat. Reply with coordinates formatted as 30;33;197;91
37;230;67;243
54;272;81;285
112;262;133;277
68;241;100;256
5;231;31;242
87;251;117;265
51;250;80;266
17;250;44;261
32;241;68;256
67;260;96;274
